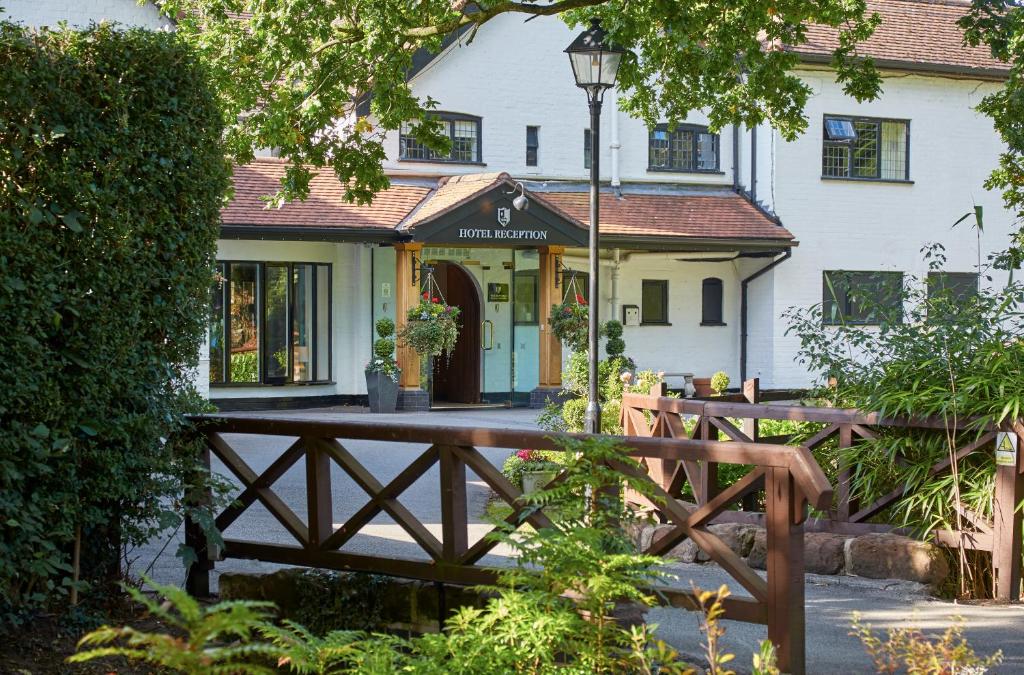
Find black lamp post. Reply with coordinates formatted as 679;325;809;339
565;18;625;434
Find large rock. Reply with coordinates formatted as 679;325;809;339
666;523;757;563
804;532;849;575
746;531;849;575
846;533;949;585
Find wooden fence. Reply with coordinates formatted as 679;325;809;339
185;415;831;674
621;386;1024;603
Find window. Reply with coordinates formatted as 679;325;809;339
583;129;592;170
822;270;904;325
822;115;909;181
641;279;669;324
648;124;719;172
209;262;332;385
927;272;978;322
526;126;539;167
514;269;538;324
701;277;725;325
399;113;482;163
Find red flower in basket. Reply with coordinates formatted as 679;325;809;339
433;296;440;303
517;448;536;461
575;293;587;305
422;291;429;300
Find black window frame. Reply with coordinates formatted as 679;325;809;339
822;270;904;326
821;114;911;182
210;260;333;387
398;112;483;164
583;128;592;170
701;277;725;326
526;125;539;167
641;279;670;325
647;123;720;173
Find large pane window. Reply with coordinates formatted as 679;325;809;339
823;115;909;181
209;262;332;385
648;124;719;172
229;264;259;383
264;264;289;382
822;270;904;325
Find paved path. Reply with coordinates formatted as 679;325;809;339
135;406;1024;674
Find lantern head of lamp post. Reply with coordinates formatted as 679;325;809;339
564;18;625;103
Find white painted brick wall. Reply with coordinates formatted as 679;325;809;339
1;0;170;29
762;70;1014;388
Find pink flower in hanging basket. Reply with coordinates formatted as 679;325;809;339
517;448;536;461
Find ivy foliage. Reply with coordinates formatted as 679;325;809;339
0;22;230;622
158;0;881;206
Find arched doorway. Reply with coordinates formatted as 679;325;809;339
431;262;481;404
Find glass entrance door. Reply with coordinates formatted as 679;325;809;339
511;249;540;406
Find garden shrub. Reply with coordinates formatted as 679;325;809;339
0;22;230;623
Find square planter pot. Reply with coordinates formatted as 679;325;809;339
692;377;713;398
366;370;399;413
522;469;558;495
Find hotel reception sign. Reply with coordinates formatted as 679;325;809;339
411;196;588;247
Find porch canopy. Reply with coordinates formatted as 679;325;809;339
221;159;796;254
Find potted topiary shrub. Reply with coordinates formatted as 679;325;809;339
710;370;730;396
365;318;400;413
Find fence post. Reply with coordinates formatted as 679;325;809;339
741;379;760;512
765;466;806;675
440;445;469;563
836;425;856;522
699;417;719;505
184;437;213;598
305;438;333;550
992;427;1024;602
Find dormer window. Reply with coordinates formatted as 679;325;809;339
399;113;482;164
648;123;719;173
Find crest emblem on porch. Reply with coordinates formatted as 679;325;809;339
496;207;511;227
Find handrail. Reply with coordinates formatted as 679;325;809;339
620;393;1004;432
188;414;833;511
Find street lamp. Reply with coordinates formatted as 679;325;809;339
566;18;625;434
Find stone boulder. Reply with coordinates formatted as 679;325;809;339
747;531;849;575
665;523;758;563
846;533;949;586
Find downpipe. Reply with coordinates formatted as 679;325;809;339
740;249;791;382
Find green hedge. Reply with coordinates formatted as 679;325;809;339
0;22;230;622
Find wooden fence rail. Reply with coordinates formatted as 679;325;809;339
621;387;1024;603
184;415;831;675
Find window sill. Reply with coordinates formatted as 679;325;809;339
820;176;914;185
647;168;725;175
211;380;336;388
398;158;486;166
700;321;727;327
640;322;672;327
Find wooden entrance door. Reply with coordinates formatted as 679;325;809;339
432;263;481;404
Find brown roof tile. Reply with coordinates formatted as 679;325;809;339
222;158;431;229
541;191;794;241
792;0;1006;75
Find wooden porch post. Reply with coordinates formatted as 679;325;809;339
992;426;1024;602
538;245;565;389
394;243;423;392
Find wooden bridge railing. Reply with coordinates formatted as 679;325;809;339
184;415;832;675
621;390;1024;603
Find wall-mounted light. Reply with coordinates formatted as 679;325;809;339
506;181;530;211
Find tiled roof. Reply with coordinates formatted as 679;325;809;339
222;158;431;229
792;0;1007;75
541;191;794;241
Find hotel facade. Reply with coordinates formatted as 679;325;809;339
4;0;1016;410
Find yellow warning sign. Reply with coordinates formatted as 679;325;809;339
996;432;1018;467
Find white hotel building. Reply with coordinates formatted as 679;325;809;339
3;0;1015;410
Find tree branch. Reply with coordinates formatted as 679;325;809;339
403;0;610;39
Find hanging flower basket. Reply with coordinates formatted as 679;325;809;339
398;291;462;360
550;292;589;353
